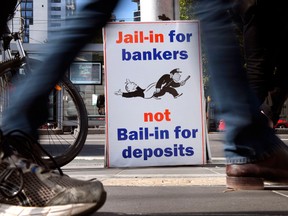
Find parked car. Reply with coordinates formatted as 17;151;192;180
274;119;288;128
217;119;226;132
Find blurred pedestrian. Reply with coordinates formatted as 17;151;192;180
196;0;288;190
0;0;119;214
230;0;288;126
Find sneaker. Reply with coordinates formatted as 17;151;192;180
0;131;107;216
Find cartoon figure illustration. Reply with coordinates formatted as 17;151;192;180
153;68;190;99
115;79;156;99
115;68;190;100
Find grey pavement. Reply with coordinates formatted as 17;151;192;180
61;132;288;215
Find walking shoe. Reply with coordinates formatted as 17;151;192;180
0;131;107;216
226;149;288;190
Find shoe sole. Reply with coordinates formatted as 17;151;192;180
0;191;107;216
226;176;264;190
75;190;107;216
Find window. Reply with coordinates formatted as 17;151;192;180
23;19;29;26
50;22;61;27
134;11;140;17
20;1;33;26
51;15;61;19
21;2;33;9
21;11;33;18
24;28;29;35
70;62;102;85
51;7;61;11
23;36;29;43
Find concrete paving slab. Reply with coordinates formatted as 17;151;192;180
64;165;227;186
114;166;224;176
102;177;226;186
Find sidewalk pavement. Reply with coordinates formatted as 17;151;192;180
63;157;288;188
62;131;286;188
63;157;227;187
64;158;288;215
62;132;288;215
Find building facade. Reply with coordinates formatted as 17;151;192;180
17;0;106;120
20;0;78;44
11;0;200;126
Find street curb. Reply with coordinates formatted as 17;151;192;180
101;177;226;186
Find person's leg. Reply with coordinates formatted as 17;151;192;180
234;0;288;125
0;0;119;214
2;0;119;139
233;0;274;105
196;0;274;159
196;0;288;189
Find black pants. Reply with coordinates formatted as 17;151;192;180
0;0;17;35
231;0;288;124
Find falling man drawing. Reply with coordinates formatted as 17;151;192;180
115;68;190;100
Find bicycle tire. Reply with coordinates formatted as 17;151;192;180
0;61;88;168
41;76;88;168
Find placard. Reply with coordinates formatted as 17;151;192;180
104;21;205;167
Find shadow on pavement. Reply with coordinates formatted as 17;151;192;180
264;185;288;190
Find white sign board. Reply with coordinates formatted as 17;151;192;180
104;21;205;167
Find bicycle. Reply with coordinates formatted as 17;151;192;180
0;4;89;168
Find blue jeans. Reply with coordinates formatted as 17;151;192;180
196;0;287;164
2;0;119;138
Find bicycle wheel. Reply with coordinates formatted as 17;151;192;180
40;76;88;168
0;61;88;168
0;58;24;126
